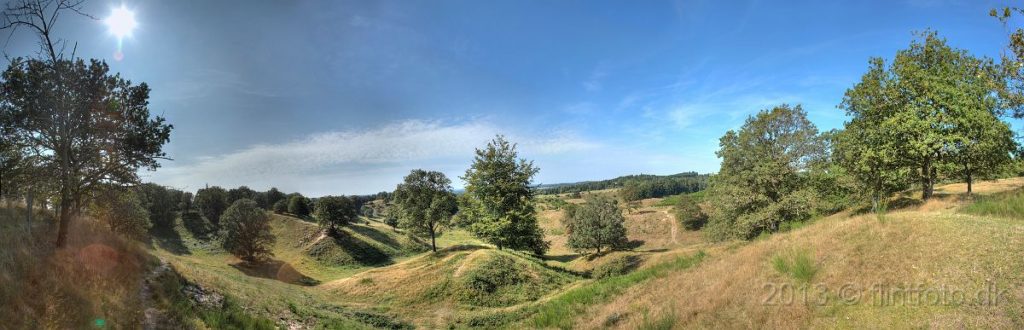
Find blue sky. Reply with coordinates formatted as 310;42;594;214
4;0;1022;196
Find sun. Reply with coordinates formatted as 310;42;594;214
105;6;137;39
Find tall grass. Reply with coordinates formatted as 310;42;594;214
771;248;818;283
961;189;1024;219
526;251;706;329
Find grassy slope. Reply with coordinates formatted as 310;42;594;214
149;178;1024;329
569;178;1024;329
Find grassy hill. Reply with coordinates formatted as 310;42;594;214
5;177;1022;329
556;178;1024;329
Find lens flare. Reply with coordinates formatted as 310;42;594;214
104;6;137;61
105;6;137;39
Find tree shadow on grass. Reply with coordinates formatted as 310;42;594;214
546;254;581;263
347;224;401;249
230;259;320;286
330;231;393;266
148;225;190;255
181;211;215;240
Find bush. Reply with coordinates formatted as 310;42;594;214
271;200;287;214
220;199;275;263
92;190;151;241
673;194;707;230
287;195;311;217
591;255;642;279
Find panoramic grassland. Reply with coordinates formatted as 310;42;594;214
5;0;1024;329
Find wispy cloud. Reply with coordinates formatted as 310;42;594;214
582;64;609;92
149;120;599;195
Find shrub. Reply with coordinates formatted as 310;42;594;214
673;194;707;230
271;200;287;214
591;255;642;279
220;199;275;263
92;190;151;241
287;195;311;217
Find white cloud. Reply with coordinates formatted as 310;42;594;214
149;120;599;195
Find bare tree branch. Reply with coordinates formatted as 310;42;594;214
1;0;94;62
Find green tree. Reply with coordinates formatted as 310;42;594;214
946;91;1018;195
135;183;177;229
674;194;707;230
562;195;628;254
704;105;823;240
92;189;151;241
288;195;311;217
220;199;275;263
262;187;287;210
227;186;257;205
195;186;229;227
0;58;173;247
383;204;399;231
272;199;288;214
457;136;549;255
393;170;457;252
314;195;357;235
840;32;1016;200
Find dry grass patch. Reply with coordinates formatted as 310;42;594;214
578;179;1024;329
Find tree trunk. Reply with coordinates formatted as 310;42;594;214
56;192;72;248
25;192;33;230
921;161;934;200
965;164;973;196
430;230;437;253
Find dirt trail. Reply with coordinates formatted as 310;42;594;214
140;258;171;330
662;209;678;244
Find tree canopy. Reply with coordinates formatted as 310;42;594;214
838;31;1017;202
704;104;824;240
0;58;172;246
457;136;548;255
393;169;457;252
195;186;229;227
314;195;357;235
562;195;628;254
220;199;275;263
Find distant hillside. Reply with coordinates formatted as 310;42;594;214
538;171;710;200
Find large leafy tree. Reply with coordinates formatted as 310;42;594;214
562;195;628;254
91;189;151;242
220;199;275;263
135;183;179;229
457;136;548;255
1;0;172;246
1;58;173;246
227;186;258;206
704;104;823;240
314;195;357;235
840;32;1016;200
393;169;457;252
835;58;912;211
288;194;311;217
195;186;229;227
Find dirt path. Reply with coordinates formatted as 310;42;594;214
662;209;678;244
140;258;172;330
